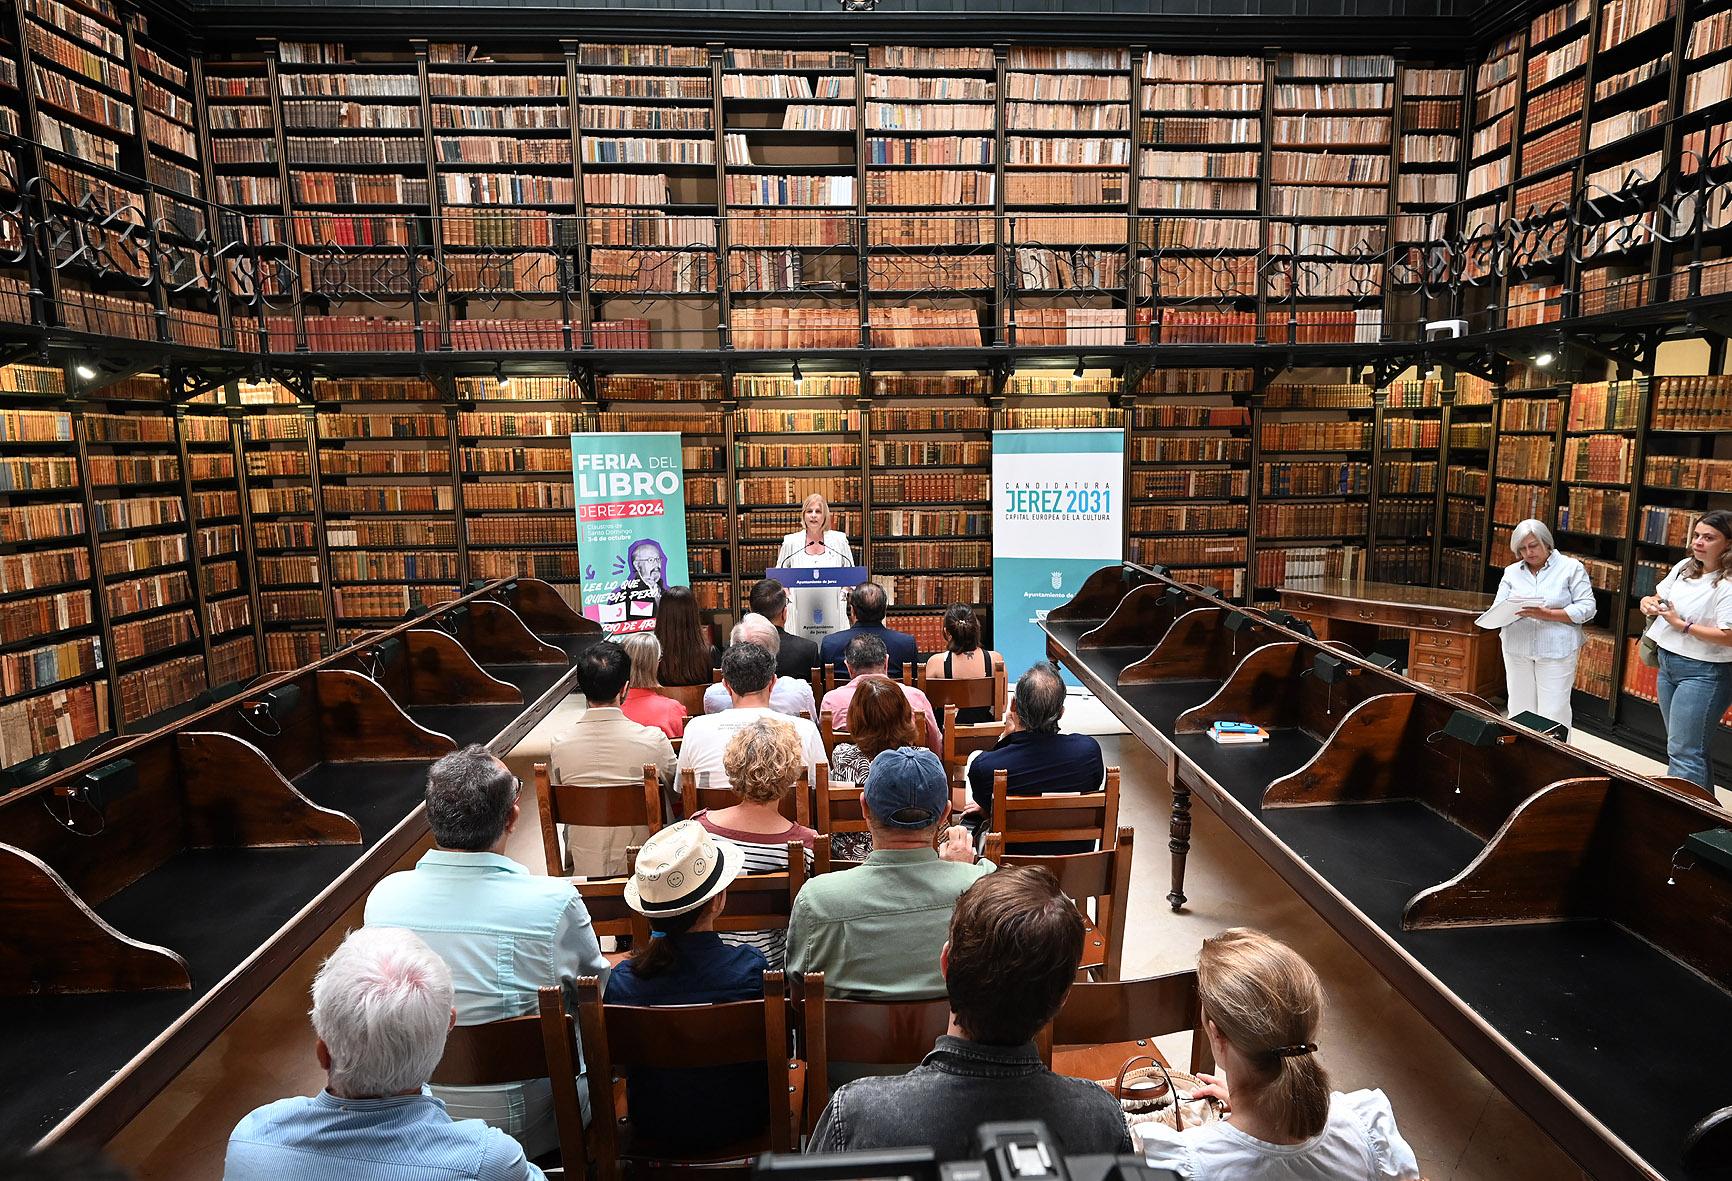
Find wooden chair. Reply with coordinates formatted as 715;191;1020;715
534;761;663;878
989;766;1120;854
429;985;587;1176
575;874;637;944
795;973;952;1131
1039;969;1213;1084
575;970;799;1178
821;664;915;694
814;774;866;842
940;704;1004;790
818;709;928;760
921;663;1008;724
660;682;710;718
985;826;1135;981
679;764;819;827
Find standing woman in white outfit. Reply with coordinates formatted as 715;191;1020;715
1638;509;1732;792
1492;519;1596;729
776;493;855;644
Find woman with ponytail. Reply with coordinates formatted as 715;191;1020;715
1137;928;1420;1179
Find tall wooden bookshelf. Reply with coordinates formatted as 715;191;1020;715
1254;381;1375;602
241;387;329;670
1438;369;1495;589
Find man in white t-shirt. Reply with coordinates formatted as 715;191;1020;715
702;613;817;720
679;642;826;790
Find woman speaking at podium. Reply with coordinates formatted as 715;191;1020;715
777;492;854;644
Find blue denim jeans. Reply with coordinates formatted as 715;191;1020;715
1656;648;1732;791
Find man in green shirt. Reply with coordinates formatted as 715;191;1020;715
787;747;991;999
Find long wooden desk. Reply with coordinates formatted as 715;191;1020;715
1277;577;1504;699
0;578;599;1150
1045;565;1732;1181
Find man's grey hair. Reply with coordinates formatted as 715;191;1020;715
731;612;782;656
312;927;453;1098
1509;518;1555;555
425;744;516;851
1014;661;1067;734
844;632;889;674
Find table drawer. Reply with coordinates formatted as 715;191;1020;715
1412;630;1469;656
1411;664;1468;691
1411;647;1467;672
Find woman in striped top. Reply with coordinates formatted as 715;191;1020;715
690;717;818;968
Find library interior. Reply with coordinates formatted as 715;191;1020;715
2;0;1731;1177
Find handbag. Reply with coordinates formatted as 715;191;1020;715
1104;1054;1226;1134
1639;625;1661;669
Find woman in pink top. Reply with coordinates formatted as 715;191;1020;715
617;632;687;739
691;718;818;968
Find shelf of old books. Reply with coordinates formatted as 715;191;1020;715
429;44;574;351
594;374;728;613
1254;380;1375;599
179;394;259;687
732;375;863;607
1386;64;1463;337
202;50;286;333
1486;373;1566;583
1373;374;1445;583
0;363;111;770
1128;367;1252;601
1556;378;1643;676
240;382;329;670
1439;370;1495;590
0;25;27;311
865;372;993;641
81;373;209;729
578;41;716;349
314;376;461;640
455;372;585;604
1668;0;1732;299
1138;52;1262;348
724;46;860;356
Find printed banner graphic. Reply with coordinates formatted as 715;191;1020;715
570;432;690;633
991;429;1125;683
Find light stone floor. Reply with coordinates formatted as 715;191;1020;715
105;688;1702;1180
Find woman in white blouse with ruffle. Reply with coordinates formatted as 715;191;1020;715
1137;928;1420;1181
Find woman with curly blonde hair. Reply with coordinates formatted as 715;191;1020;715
690;717;818;966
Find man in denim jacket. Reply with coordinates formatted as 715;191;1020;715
806;866;1131;1160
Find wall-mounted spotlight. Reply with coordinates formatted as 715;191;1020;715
1073;359;1085;379
495;363;511;392
74;362;98;381
791;359;804;387
1534;351;1556;369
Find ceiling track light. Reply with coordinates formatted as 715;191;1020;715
495;363;511;390
1073;359;1085;379
791;360;804;385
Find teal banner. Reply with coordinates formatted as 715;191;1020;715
991;429;1125;683
570;432;690;634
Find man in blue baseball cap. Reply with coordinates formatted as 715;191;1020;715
786;747;991;999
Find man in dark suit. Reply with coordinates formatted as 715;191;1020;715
749;577;820;681
819;582;919;679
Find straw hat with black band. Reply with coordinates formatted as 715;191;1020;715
624;820;746;919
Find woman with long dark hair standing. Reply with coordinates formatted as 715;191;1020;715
1639;509;1732;791
654;585;716;687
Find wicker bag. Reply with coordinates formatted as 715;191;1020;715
1104;1055;1227;1134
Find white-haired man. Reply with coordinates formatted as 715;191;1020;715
702;612;817;719
223;926;545;1181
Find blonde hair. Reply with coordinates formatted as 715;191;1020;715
1197;928;1331;1141
618;632;663;690
802;493;832;532
721;718;804;806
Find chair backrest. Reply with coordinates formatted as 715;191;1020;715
795;973;952;1129
922;667;1007;722
822;664;915;694
985;826;1135;981
535;761;663;877
576;873;637;941
680;764;817;828
1041;969;1213;1077
940;704;1004;785
575;971;795;1175
815;775;866;837
430;986;587;1171
661;681;710;718
990;766;1120;852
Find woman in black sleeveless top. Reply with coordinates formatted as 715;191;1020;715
923;604;1001;725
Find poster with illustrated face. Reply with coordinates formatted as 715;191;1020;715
570;432;690;634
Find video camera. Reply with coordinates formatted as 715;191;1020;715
753;1121;1180;1181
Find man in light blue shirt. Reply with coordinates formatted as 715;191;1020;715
224;926;544;1181
364;745;608;1159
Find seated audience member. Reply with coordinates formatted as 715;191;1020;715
605;821;769;1153
689;718;818;967
679;642;825;792
548;642;677;876
808;865;1130;1160
965;661;1105;853
829;675;918;861
819;582;919;679
923;604;1003;724
1137;928;1420;1180
617;631;687;739
703;613;818;719
655;586;717;687
365;746;608;1156
750;577;820;681
819;634;941;753
787;747;988;999
224;926;545;1181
